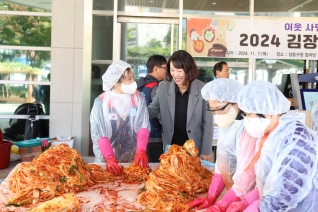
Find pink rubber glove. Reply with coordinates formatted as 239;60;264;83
226;200;249;212
105;157;121;175
226;189;259;212
134;128;149;168
42;139;48;148
188;173;225;209
98;137;121;175
134;150;148;168
207;188;240;212
244;199;260;212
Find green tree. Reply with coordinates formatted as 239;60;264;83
127;27;134;40
127;37;171;58
163;25;179;48
163;25;187;50
0;49;15;62
145;38;162;48
0;2;51;68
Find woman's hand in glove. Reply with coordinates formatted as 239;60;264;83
134;150;148;168
98;137;121;175
106;157;121;175
226;200;249;212
188;195;216;209
207;203;224;212
207;188;241;212
188;173;225;209
227;188;259;212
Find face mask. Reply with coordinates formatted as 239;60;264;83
244;117;271;138
121;82;137;94
214;107;238;129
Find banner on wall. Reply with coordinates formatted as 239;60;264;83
186;18;318;60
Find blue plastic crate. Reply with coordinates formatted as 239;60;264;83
15;137;50;147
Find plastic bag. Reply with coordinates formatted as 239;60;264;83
10;144;21;161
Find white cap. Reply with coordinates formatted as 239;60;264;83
102;60;131;91
201;78;244;103
238;80;291;115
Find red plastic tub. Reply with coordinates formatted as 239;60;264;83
0;141;13;169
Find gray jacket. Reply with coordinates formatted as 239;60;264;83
148;79;214;155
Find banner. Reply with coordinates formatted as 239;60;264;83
186;18;318;60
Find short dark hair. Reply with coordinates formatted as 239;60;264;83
213;61;228;76
146;55;167;73
166;50;199;85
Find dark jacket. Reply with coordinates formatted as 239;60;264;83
137;75;162;141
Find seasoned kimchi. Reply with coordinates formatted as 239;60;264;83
137;139;213;211
7;144;115;206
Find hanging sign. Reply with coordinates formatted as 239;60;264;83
186;18;318;60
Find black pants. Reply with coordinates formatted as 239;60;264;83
146;142;163;163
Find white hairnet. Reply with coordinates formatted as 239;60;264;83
102;60;131;91
201;78;244;103
312;103;318;132
238;80;290;115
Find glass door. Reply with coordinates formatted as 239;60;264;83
118;20;179;81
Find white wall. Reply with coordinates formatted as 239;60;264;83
50;0;84;153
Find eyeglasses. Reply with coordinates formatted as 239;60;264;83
158;66;167;70
207;102;231;113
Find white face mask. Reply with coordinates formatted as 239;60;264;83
214;107;238;129
244;117;271;138
121;82;137;94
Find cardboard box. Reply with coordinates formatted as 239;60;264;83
286;110;313;129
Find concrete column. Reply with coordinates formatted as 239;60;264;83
50;0;84;153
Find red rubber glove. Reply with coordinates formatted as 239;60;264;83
226;188;259;212
188;195;215;210
207;188;240;212
105;157;121;175
98;137;121;175
134;150;148;168
134;128;149;168
188;173;225;209
207;204;224;212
